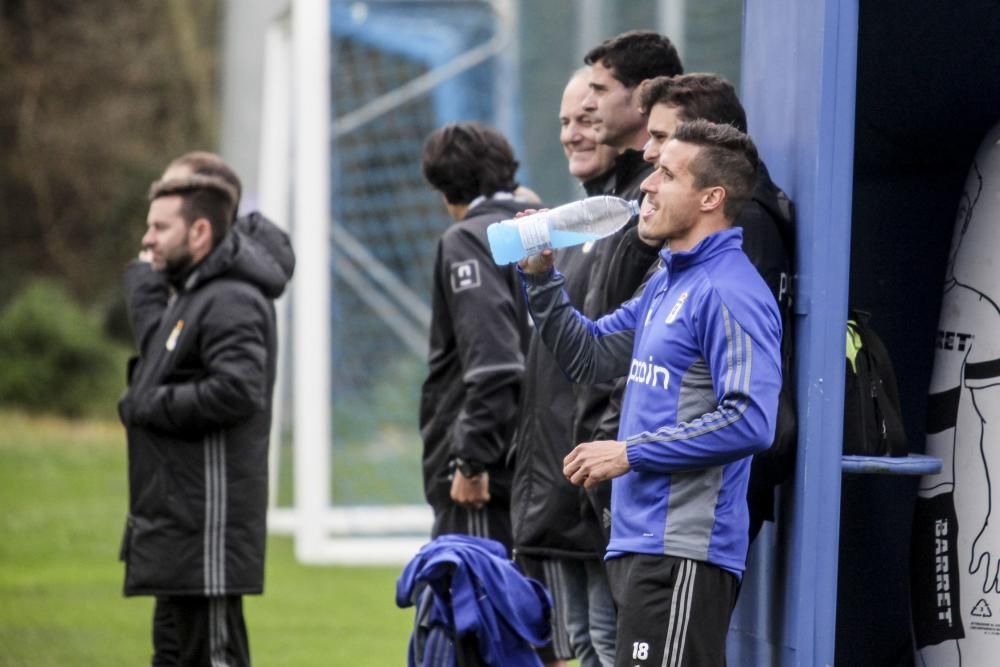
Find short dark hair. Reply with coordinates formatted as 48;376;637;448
421;122;520;205
672;119;759;220
640;73;747;133
584;31;683;88
149;176;236;245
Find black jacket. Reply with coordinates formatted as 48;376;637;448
511;241;606;558
118;212;294;596
741;162;796;529
419;198;535;515
575;149;655;446
510;153;655;558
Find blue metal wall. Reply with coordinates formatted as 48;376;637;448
730;1;859;665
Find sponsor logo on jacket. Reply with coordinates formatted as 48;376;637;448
628;356;670;390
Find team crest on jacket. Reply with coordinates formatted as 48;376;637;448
450;260;481;293
165;320;184;351
665;292;689;324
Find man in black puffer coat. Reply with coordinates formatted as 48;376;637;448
118;159;294;667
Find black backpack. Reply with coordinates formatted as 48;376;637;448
842;310;907;456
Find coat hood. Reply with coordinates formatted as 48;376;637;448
184;212;295;298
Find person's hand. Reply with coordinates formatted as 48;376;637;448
518;248;555;274
451;470;491;510
513;208;556;274
563;440;630;489
138;249;153;263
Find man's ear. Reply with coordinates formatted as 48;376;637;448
701;186;727;213
190;217;214;251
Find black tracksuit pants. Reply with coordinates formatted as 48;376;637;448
152;595;250;667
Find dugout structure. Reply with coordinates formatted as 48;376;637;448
732;1;1000;665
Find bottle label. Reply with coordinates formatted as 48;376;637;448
518;216;552;256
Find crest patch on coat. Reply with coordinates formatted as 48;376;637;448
166;320;184;351
450;260;481;293
665;292;688;324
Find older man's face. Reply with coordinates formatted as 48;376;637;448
560;74;618;181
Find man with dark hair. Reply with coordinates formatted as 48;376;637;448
573;28;686;390
639;73;748;136
147;178;236;247
582;30;683;159
572;28;687;489
422;123;522;213
418;122;536;554
118;155;294;667
637;73;797;540
519;120;782;666
574;32;685;325
584;31;684;89
512;68;619;667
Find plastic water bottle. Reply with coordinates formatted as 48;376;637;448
487;195;639;265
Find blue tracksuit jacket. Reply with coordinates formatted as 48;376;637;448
396;534;552;666
521;227;782;576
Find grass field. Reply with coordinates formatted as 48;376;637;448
0;411;413;665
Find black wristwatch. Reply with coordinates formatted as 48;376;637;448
453;457;486;478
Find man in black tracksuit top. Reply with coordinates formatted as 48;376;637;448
118;162;294;666
419;122;536;554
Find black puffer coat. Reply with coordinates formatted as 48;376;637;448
118;213;294;596
511;242;606;558
574;149;655;449
511;154;657;558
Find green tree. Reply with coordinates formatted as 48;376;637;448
0;281;126;417
0;0;220;309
